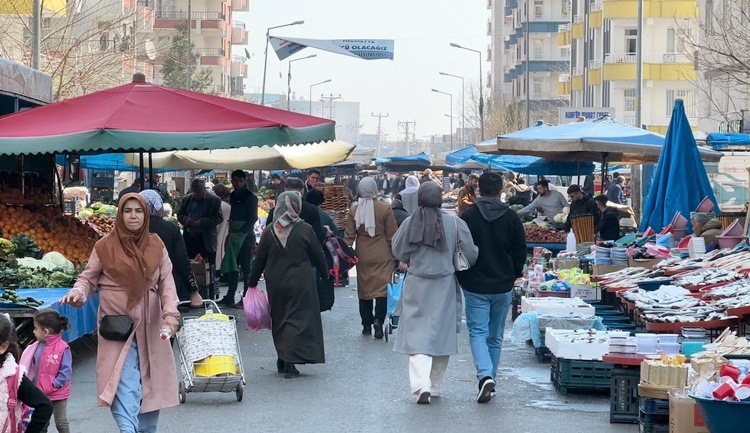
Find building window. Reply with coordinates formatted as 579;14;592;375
533;39;543;59
562;0;570;19
534;0;544;19
100;33;110;51
625;29;637;54
666;89;696;116
561;47;570;58
532;78;543;97
624;89;636;112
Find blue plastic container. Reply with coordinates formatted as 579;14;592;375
692;394;750;433
637;279;672;291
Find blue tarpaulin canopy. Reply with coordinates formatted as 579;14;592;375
478;116;723;164
382;152;432;171
55;153;174;173
445;142;595;175
706;133;750;150
640;100;719;233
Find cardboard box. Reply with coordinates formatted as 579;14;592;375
638;383;672;400
555;257;580;270
669;392;708;433
629;257;665;269
521;297;596;316
570;284;600;301
641;360;688;388
592;264;627;276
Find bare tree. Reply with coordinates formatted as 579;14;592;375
680;2;750;129
0;0;144;100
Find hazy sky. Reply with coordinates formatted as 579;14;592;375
234;1;490;141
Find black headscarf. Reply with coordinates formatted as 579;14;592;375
305;189;326;207
406;182;446;251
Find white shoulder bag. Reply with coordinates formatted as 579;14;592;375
452;216;470;272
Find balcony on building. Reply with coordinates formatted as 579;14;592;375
232;0;249;12
231;55;248;77
601;0;699;19
557;23;571;47
603;52;695;81
231;20;248;45
155;10;226;31
195;48;228;67
557;73;571;95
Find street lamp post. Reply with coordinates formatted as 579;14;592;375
432;89;453;151
309;79;332;115
450;43;484;141
287;54;317;110
439;72;465;146
260;20;305;106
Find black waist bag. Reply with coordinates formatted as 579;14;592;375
100;315;134;341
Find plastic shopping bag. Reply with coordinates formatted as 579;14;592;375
243;286;271;331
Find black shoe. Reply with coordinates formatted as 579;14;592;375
276;358;285;374
218;296;236;308
373;322;384;340
362;325;372;336
477;376;495;403
284;363;300;379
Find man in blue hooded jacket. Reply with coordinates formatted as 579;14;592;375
458;172;527;403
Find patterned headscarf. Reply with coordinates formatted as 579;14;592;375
273;191;302;248
139;189;164;218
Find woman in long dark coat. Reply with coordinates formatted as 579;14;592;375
248;191;329;378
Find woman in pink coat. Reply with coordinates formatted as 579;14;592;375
61;193;180;433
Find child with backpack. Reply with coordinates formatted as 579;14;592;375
0;313;52;433
19;310;70;433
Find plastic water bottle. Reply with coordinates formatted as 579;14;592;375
160;327;172;340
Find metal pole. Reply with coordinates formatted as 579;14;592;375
32;0;40;69
309;85;313;115
148;153;154;189
261;29;270;105
525;0;531;127
635;0;643;128
186;0;192;90
287;61;292;110
479;54;484;141
461;77;465;146
450;96;454;151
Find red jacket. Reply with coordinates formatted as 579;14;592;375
20;334;71;401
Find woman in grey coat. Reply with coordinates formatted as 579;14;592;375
391;182;479;404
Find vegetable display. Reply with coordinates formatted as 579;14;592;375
0;290;43;307
0;258;80;289
524;224;567;243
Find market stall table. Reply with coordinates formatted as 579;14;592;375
1;288;99;345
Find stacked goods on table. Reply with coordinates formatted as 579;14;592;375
546;329;616;394
524;223;566;243
320;184;349;229
0;251;80;289
618;286;734;325
571;214;596;244
77;202;118;235
0;205;98;266
637;355;689;432
521;297;596;315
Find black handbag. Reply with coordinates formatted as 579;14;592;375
99;315;134;341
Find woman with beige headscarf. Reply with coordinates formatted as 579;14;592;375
248;192;328;378
345;177;398;339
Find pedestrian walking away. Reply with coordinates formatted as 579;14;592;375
391;183;478;404
141;189;203;308
248;192;329;379
220;170;259;308
397;175;420;216
20;309;72;433
61;193;180;433
345;177;398;339
212;184;232;283
458;172;527;403
0;314;53;433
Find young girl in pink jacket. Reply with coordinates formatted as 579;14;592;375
20;310;71;433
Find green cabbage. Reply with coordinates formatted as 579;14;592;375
42;252;75;273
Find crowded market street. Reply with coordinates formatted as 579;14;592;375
62;277;632;433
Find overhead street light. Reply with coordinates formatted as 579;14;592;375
287;54;317;110
432;89;454;151
450;42;484;141
260;20;305;105
440;72;466;146
309;79;332;115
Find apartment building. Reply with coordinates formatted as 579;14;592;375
153;0;248;97
557;0;709;133
489;0;570;120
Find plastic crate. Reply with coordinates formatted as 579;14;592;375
639;397;669;415
535;345;551;363
638;411;669;424
610;367;640;423
639;422;669;433
551;355;612;395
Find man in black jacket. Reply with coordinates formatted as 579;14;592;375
458;172;526;404
595;194;621;241
267;177;326;245
178;178;224;299
564;184;600;233
220;170;259;308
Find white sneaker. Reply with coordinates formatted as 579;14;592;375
477;378;495;403
417;387;431;404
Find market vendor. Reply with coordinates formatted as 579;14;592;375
691;213;722;247
517;180;568;219
563;185;600;232
594;194;620;241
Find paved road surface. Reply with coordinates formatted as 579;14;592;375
61;282;637;433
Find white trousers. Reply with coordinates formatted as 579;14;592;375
408;354;450;395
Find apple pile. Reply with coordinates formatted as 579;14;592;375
524;224;567;243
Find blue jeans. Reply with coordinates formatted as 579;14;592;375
111;339;160;433
463;290;513;381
